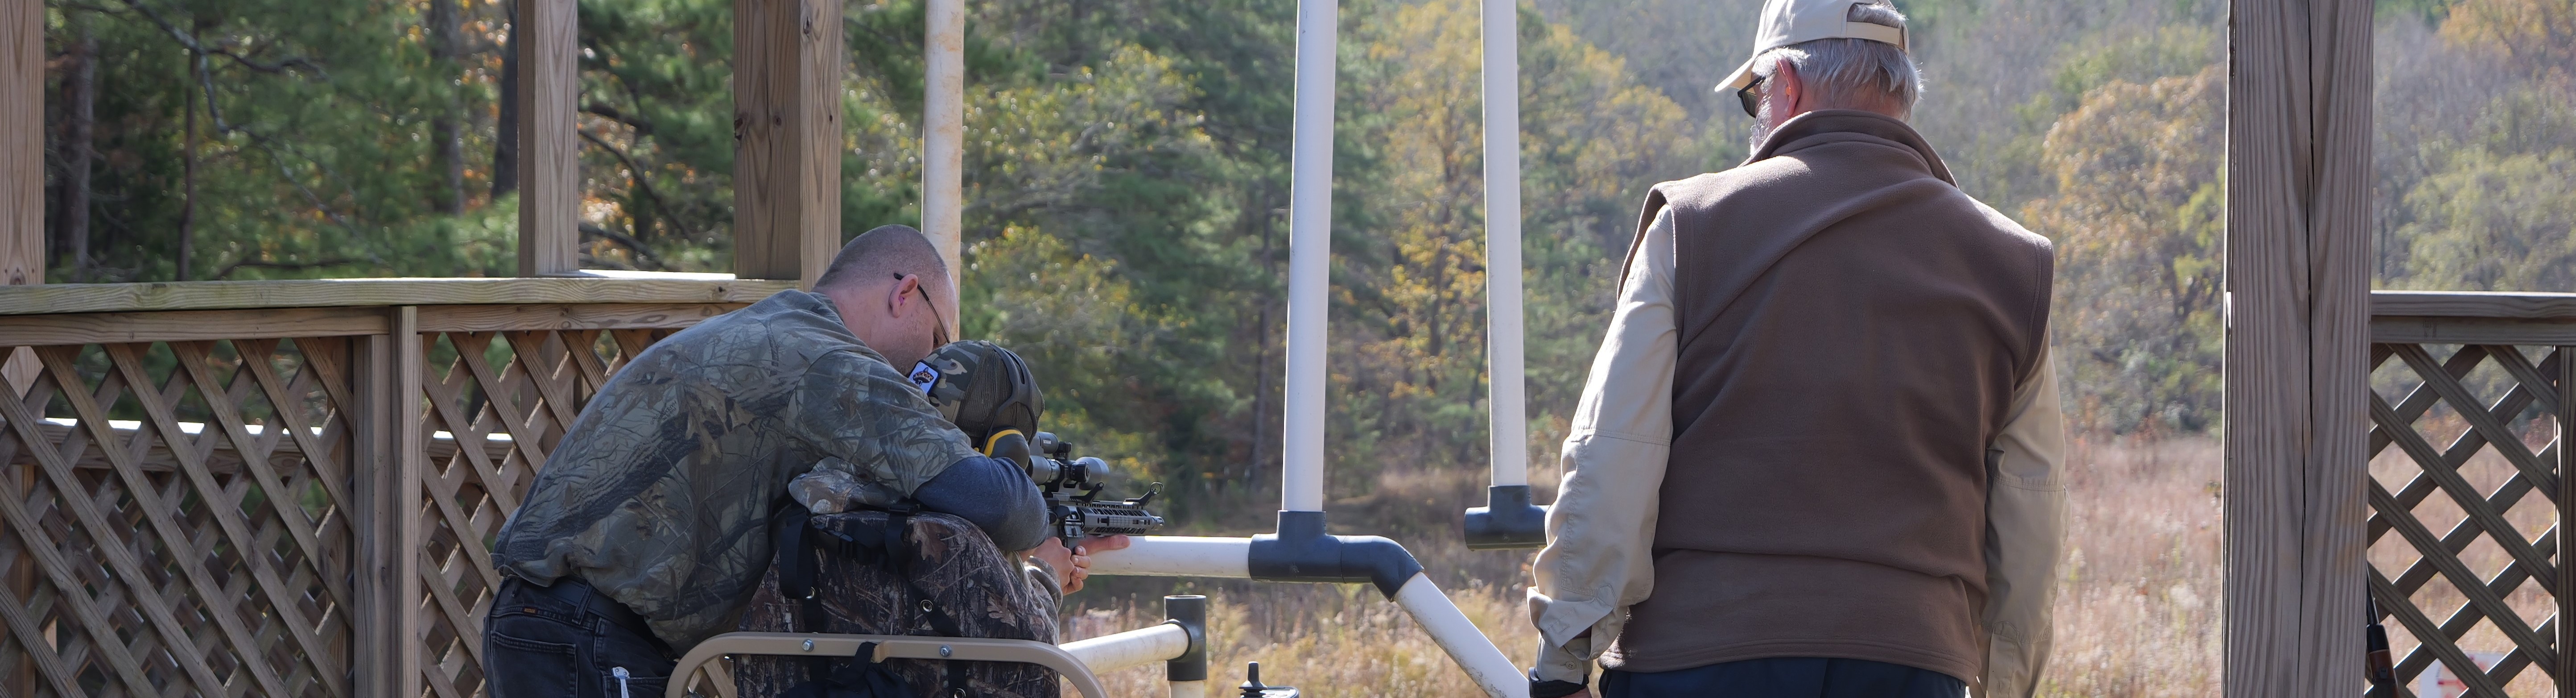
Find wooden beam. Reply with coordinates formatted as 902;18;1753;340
414;303;745;332
732;0;844;285
0;277;798;315
2223;0;2373;693
0;307;389;346
353;307;425;698
2;0;34;287
2373;290;2576;320
2372;316;2576;345
3;0;37;399
2559;345;2574;698
516;0;578;276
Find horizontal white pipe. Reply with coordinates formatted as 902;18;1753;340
1061;622;1192;675
1392;573;1527;698
1086;536;1252;578
1169;680;1207;698
1280;0;1337;513
1481;0;1527;489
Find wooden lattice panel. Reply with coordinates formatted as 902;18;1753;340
2367;342;2575;697
0;339;360;698
409;327;681;698
0;300;743;698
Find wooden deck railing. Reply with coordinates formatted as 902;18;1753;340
2367;291;2576;696
0;277;792;698
5;283;2572;698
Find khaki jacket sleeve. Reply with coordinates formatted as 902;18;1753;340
1979;347;2068;697
1526;208;1678;684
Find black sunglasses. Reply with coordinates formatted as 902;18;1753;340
894;273;952;347
1737;75;1766;118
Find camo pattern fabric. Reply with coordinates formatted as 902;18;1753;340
734;511;1065;698
491;290;983;650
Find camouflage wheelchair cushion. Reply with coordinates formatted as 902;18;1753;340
735;510;1061;698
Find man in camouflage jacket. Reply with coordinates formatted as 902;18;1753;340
484;225;1094;698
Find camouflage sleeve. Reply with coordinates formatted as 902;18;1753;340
791;349;984;498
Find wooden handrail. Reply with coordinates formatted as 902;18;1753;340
2370;291;2576;345
0;275;799;316
2372;290;2576;319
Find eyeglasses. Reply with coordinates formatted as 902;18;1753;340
894;273;952;347
1737;75;1766;118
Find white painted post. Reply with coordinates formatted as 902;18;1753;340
922;0;965;326
1280;0;1337;513
1479;0;1525;489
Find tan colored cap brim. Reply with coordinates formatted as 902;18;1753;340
1714;55;1760;94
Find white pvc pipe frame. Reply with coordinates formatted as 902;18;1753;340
1281;0;1524;500
924;0;966;323
1062;623;1194;675
1286;0;1525;502
918;0;1533;694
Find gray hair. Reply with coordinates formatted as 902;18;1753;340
814;224;949;293
1751;2;1922;115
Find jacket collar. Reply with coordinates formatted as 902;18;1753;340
1744;109;1956;185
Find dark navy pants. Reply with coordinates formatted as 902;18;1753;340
1600;657;1966;698
484;577;678;698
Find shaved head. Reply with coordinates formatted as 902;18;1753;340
814;224;949;293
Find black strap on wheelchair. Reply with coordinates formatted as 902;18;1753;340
771;500;972;697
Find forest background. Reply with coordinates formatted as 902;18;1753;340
33;0;2576;693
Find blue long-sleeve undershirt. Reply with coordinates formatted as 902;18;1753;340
912;455;1050;551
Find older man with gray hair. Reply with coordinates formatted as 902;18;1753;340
1523;1;2067;697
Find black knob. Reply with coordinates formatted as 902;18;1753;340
1238;661;1267;697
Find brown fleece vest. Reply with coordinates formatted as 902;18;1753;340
1600;110;2054;684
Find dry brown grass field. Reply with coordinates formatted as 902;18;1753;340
1061;436;2227;697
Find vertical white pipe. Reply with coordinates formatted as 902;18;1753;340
1478;0;1526;488
1168;680;1208;698
1280;0;1337;513
1392;573;1529;698
923;0;966;324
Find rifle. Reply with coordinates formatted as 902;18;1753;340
988;430;1167;540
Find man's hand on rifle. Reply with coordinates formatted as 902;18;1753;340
1032;534;1131;594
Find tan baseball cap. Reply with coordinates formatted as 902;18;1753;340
1715;0;1910;93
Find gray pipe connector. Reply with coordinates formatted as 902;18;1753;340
1165;595;1208;683
1463;485;1548;550
1246;511;1425;599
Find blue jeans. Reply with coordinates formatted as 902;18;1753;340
1600;657;1966;698
484;577;678;698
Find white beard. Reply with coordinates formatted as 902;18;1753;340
1747;97;1775;154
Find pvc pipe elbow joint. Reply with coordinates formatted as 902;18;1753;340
1246;511;1425;599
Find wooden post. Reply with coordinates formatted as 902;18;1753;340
733;0;844;286
4;0;40;395
2222;0;2373;693
516;0;578;276
354;308;425;698
4;16;38;695
2560;345;2574;698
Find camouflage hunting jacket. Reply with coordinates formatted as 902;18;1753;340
492;289;982;649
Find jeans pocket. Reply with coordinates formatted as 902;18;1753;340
487;631;582;698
